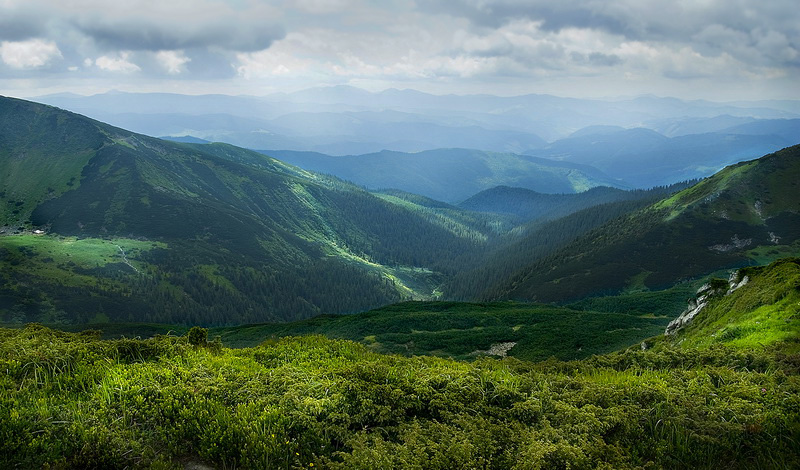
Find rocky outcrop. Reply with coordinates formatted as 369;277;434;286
471;342;516;357
709;234;752;253
665;270;749;336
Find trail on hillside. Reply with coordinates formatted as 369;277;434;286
115;244;141;274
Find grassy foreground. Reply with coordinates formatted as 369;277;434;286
2;324;798;469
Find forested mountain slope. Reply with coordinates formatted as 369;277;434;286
481;145;800;303
0;96;490;325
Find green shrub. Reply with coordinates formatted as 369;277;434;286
188;326;208;346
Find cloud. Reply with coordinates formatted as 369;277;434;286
1;0;285;52
156;50;191;75
423;0;800;70
0;39;62;69
0;0;796;100
294;0;358;15
94;52;141;73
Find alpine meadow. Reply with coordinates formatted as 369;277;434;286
2;0;800;468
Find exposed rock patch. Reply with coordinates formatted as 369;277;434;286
471;342;517;357
709;234;752;252
665;271;749;336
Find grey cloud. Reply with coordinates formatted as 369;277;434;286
75;20;285;52
422;1;650;37
0;10;46;40
571;52;623;67
423;0;799;68
1;1;286;53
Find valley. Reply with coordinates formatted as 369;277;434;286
1;94;799;469
3;1;799;467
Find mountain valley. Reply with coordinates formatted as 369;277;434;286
2;93;799;469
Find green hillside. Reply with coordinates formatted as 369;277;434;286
0;96;492;325
658;257;800;352
482;145;800;303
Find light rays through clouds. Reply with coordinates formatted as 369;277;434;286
0;0;797;99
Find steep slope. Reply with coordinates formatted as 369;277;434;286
0;96;485;325
264;148;621;203
660;257;800;352
482;145;800;303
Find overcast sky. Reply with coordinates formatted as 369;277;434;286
0;0;797;101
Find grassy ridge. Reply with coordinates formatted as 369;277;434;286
663;257;800;352
2;96;504;325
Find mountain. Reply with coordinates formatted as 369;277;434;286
647;114;758;136
458;185;648;223
527;127;794;187
717;118;800;142
160;135;211;144
0;96;494;325
263;148;622;203
34;88;799;155
444;183;695;301
479;144;800;303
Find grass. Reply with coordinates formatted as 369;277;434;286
0;235;163;287
668;258;800;353
1;324;797;469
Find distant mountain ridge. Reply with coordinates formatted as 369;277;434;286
458;185;641;222
527;127;795;187
263;148;622;203
33;87;799;156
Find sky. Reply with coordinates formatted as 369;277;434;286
0;0;798;101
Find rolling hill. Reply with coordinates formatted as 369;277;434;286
0;96;498;325
479;144;800;303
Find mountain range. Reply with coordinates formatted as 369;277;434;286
475;145;800;303
3;90;799;470
34;87;799;155
2;94;800;333
0;96;490;325
264;148;621;203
